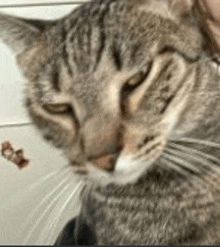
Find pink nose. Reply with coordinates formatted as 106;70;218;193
92;154;116;172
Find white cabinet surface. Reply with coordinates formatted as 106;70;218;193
0;4;79;19
0;3;84;245
0;0;89;7
0;126;81;245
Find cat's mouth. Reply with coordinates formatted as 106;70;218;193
86;154;156;186
72;137;166;186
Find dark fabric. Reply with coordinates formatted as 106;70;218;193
54;217;97;246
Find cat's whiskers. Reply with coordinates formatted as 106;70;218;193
22;176;73;245
21;174;71;234
190;91;220;96
44;181;84;245
160;155;215;193
168;142;220;173
1;165;70;211
162;144;220;192
134;138;163;161
160;154;195;178
169;143;220;191
164;148;205;174
171;137;220;149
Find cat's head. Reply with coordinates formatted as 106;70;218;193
0;0;215;185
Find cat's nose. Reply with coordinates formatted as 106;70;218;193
91;153;117;172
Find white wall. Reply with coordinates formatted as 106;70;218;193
0;2;85;245
0;0;89;6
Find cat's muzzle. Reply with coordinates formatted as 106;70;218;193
90;153;117;172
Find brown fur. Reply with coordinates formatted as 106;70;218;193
1;0;220;244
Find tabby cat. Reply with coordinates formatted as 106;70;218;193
1;0;220;245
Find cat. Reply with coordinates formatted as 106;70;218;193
1;0;220;245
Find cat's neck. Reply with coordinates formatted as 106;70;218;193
80;165;220;245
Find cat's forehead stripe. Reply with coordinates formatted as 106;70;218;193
61;28;73;77
61;0;126;73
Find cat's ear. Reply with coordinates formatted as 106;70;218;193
0;13;49;55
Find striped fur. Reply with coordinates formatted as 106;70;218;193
1;0;220;244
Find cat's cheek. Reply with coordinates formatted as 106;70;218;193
65;142;85;166
114;156;153;185
112;150;163;185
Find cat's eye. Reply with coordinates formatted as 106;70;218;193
43;103;73;115
121;62;152;115
122;63;152;95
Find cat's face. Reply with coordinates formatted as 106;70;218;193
0;0;216;185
